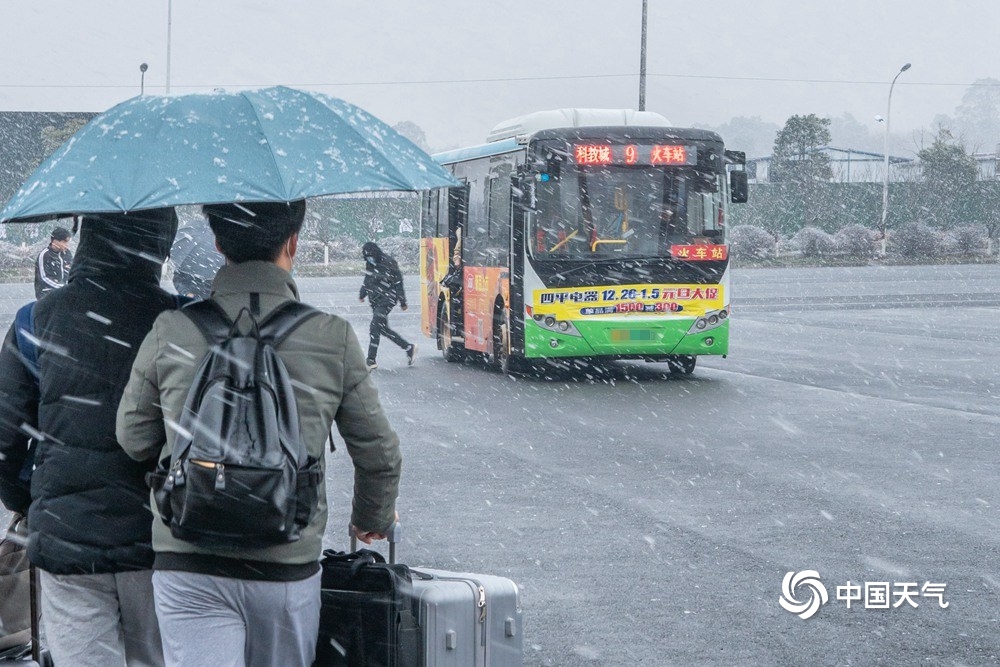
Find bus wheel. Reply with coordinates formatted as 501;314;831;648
438;304;463;362
492;309;511;376
667;355;696;375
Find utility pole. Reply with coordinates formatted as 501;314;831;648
638;0;648;111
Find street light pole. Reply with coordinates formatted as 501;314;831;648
139;63;148;95
879;62;911;253
638;0;647;111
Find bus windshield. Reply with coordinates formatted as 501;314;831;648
530;164;726;260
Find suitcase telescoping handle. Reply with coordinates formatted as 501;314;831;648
349;521;402;564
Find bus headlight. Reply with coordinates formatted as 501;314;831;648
688;309;729;334
531;313;583;337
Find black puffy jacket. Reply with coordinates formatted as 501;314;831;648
0;209;179;574
359;242;406;309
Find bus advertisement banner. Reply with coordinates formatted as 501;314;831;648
531;283;725;321
419;237;449;336
463;266;509;353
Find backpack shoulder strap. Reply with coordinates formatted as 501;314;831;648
258;301;323;347
181;299;234;345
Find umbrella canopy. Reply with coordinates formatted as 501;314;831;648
1;86;459;223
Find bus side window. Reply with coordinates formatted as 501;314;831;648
486;162;513;266
447;182;469;267
437;189;449;237
421;190;440;237
455;160;489;266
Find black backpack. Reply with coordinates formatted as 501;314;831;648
149;299;323;548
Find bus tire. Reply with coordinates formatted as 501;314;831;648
667;355;696;375
438;303;463;362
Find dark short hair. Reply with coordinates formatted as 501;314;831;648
203;200;306;263
50;227;72;241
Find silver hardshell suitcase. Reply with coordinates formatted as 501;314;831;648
409;567;523;666
349;526;524;666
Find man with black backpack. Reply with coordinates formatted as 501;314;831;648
116;200;402;667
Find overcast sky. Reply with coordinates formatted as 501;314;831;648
1;1;997;152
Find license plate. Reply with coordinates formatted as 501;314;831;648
610;329;654;342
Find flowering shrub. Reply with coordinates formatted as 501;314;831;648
834;224;879;259
949;224;988;255
792;227;837;257
376;236;420;271
0;240;46;273
324;237;362;262
730;225;776;260
891;221;942;258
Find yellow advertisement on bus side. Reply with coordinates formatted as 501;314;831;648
419;238;449;335
530;283;724;320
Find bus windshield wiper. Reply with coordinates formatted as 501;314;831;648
550;257;627;280
548;254;718;282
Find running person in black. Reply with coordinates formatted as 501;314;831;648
359;242;415;369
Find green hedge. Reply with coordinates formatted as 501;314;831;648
731;181;1000;238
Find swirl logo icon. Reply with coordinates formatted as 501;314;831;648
779;570;829;619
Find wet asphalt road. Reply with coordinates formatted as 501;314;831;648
1;264;998;666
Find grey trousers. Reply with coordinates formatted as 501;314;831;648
152;569;321;667
39;569;164;667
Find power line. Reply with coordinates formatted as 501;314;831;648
0;72;995;90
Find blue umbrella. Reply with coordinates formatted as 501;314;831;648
1;86;459;223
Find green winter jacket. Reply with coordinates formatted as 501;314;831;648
116;260;401;580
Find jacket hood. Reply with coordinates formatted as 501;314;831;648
69;208;179;283
362;241;384;263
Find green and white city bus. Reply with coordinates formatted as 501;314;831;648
418;109;748;374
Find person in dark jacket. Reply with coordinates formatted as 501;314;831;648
0;208;179;667
359;241;415;369
33;226;73;299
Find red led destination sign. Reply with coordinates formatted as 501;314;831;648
572;144;696;166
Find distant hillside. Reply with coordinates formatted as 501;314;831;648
0;111;98;205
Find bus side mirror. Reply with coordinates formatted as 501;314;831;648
730;171;748;203
512;174;537;211
724;150;746;166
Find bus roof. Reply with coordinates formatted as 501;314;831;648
433;137;521;165
433;111;722;167
486;108;672;143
